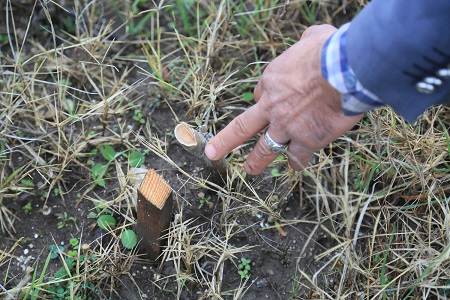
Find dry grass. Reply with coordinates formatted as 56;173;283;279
2;0;450;299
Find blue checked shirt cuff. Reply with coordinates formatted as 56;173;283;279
321;23;384;116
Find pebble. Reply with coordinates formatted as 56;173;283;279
24;249;29;255
42;205;51;216
143;266;147;270
257;278;269;288
34;233;39;238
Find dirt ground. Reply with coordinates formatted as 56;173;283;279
2;105;335;299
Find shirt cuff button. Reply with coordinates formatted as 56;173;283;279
437;68;450;78
415;81;435;94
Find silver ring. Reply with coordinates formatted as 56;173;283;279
264;131;288;153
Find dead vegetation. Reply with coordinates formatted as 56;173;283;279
2;0;450;299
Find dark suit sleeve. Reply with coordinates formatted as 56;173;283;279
346;0;450;122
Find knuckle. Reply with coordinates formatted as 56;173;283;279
245;139;276;175
233;116;250;139
216;134;229;149
245;161;258;175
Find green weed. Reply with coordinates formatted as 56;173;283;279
238;257;251;280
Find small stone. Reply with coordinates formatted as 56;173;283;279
266;269;274;276
42;205;51;216
285;207;291;212
34;233;39;238
257;278;269;288
29;244;34;249
24;249;29;255
143;266;147;270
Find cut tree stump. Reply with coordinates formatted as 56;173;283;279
136;169;173;261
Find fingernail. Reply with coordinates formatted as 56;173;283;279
205;143;217;160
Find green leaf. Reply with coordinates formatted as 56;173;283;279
69;238;79;248
67;250;78;257
54;267;69;279
241;257;251;265
92;164;108;187
92;164;107;179
242;92;254;102
97;215;116;230
21;179;34;187
271;168;279;176
87;211;98;219
129;152;145;168
275;154;284;161
121;229;138;249
96;178;106;188
100;145;116;161
48;245;64;259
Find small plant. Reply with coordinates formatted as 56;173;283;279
88;201;117;230
88;201;137;249
128;151;145;168
87;201;114;219
91;145;145;187
42;247;104;300
97;214;117;230
197;192;211;209
22;202;33;214
271;168;280;176
48;245;64;259
21;179;34;188
109;0;153;36
91;145;118;187
133;109;145;124
0;35;10;43
242;92;254;102
67;237;79;257
299;1;317;25
121;229;138;249
238;257;251;280
57;212;76;229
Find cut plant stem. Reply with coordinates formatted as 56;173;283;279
136;169;173;261
174;122;227;184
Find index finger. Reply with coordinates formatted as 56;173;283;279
205;104;268;160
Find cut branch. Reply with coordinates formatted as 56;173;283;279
174;122;227;184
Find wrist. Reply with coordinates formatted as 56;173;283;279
321;23;385;115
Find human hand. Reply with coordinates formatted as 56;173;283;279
204;25;363;175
